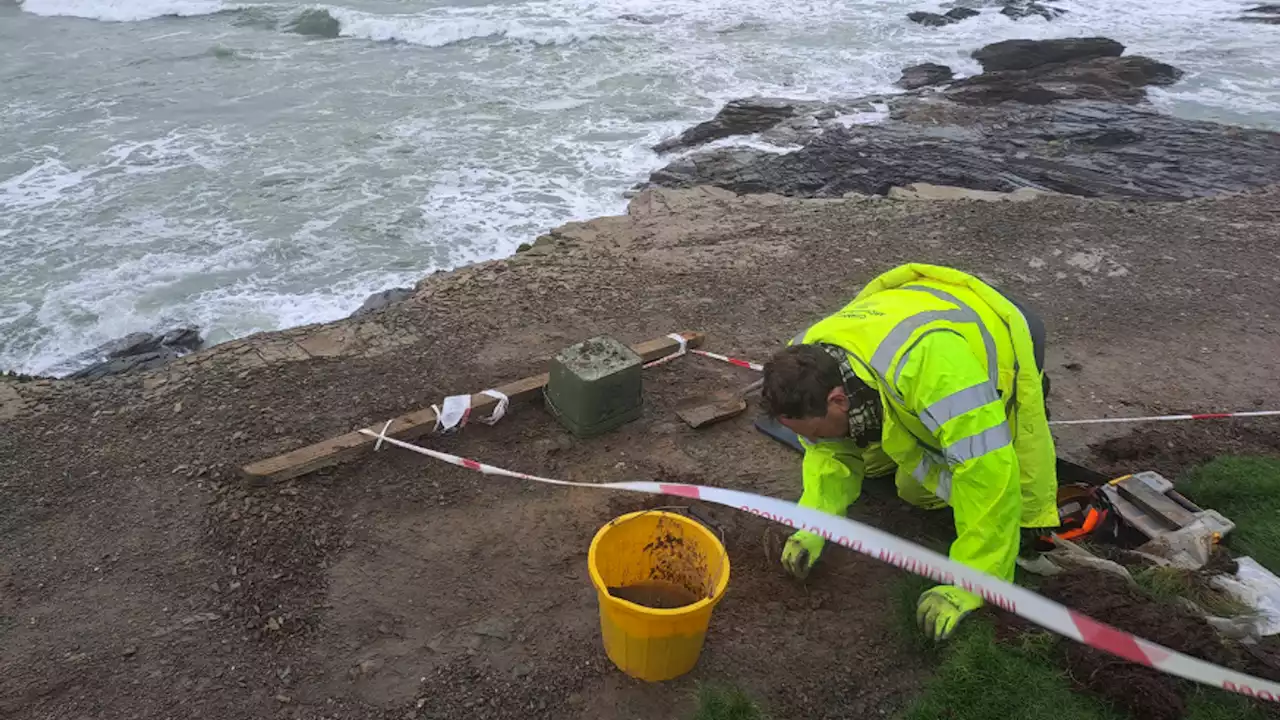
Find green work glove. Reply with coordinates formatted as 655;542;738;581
916;585;984;641
781;530;826;580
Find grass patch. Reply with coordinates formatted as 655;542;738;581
1131;565;1253;618
690;683;769;720
888;454;1280;720
1180;456;1280;572
1185;686;1273;720
900;623;1123;720
890;574;945;657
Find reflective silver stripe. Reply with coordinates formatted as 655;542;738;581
911;455;931;483
943;422;1013;465
936;469;954;501
870;310;966;406
790;329;808;345
902;285;999;387
919;382;1001;434
911;453;953;501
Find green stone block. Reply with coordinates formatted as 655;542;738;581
544;336;643;438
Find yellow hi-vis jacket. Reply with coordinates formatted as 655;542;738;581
792;263;1059;584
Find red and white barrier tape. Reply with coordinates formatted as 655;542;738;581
1049;410;1280;427
360;428;1280;703
662;343;1280;428
646;340;764;373
691;349;765;372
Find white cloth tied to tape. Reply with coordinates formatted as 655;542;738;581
642;333;690;369
476;389;509;426
433;389;510;433
434;394;473;433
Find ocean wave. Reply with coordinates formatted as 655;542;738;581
317;7;603;48
18;0;234;22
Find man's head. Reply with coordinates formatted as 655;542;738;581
762;345;851;440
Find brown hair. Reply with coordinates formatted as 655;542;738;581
762;345;842;419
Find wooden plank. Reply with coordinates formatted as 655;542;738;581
1117;479;1198;529
1100;485;1174;539
675;378;763;429
242;331;705;483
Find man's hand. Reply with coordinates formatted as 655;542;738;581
916;585;984;641
781;530;826;579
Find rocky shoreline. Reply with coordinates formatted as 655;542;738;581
14;36;1280;383
645;37;1280;201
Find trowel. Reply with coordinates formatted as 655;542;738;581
676;378;764;429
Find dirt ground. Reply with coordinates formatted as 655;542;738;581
4;186;1280;719
1034;569;1280;720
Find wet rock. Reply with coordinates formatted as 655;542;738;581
64;327;203;380
1236;13;1280;24
945;7;980;20
647;99;1280;202
158;327;202;352
351;287;414;317
97;332;156;359
287;8;341;38
908;6;979;26
645;40;1278;204
999;1;1066;20
896;62;955;90
973;37;1125;72
945;55;1184;105
907;11;955;27
652;98;801;153
68;352;182;380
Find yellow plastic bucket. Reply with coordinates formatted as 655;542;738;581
587;510;731;682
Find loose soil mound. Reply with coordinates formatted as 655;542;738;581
1090;423;1280;479
1037;569;1280;720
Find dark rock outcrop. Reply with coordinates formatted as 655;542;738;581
1237;8;1280;24
65;327;203;380
653;99;805;153
287;8;341;38
908;7;979;26
646;39;1280;203
352;287;415;317
897;63;955;90
909;2;1063;25
973;37;1124;72
946;55;1183;105
647;101;1280;201
1000;2;1066;20
908;11;954;26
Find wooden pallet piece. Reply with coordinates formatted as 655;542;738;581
241;331;705;483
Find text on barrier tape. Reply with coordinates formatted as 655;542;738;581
360;429;1280;703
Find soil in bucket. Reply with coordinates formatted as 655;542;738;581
608;580;701;609
589;509;730;682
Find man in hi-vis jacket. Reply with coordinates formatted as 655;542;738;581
761;263;1058;640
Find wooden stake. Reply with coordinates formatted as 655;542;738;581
241;331;705;483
